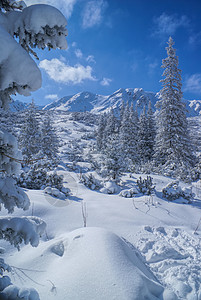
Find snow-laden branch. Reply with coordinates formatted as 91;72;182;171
0;216;46;249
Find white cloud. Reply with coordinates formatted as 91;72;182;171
184;74;201;94
24;0;77;18
131;62;138;72
39;58;96;84
86;55;96;63
75;49;83;59
45;94;59;101
82;0;108;29
72;42;77;47
189;31;201;46
148;61;158;74
100;77;112;86
153;13;189;37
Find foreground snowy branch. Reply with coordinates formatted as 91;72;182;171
0;216;46;249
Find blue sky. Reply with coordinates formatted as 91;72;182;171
17;0;201;105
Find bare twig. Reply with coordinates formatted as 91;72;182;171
194;217;201;235
47;280;57;294
132;198;138;210
11;266;45;286
81;201;87;227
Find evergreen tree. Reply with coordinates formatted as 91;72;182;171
146;101;156;160
41;111;58;163
138;106;150;162
19;100;42;161
129;102;140;161
119;102;139;166
155;37;194;173
102;108;116;145
96;113;106;151
120;100;125;122
104;133;122;180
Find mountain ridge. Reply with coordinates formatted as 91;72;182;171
11;88;201;117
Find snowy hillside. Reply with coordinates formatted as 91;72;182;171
1;110;201;300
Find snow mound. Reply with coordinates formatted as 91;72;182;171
10;227;174;300
44;187;68;200
100;181;119;194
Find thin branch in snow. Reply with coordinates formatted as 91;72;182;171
47;280;57;295
11;266;45;286
81;201;87;227
194;217;201;235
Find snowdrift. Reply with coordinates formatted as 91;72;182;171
7;227;176;300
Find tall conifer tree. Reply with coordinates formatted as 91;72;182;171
155;37;194;172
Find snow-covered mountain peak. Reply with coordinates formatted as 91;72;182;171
43;88;158;115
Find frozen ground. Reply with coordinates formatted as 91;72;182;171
1;111;201;300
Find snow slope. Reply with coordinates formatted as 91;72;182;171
1;111;201;300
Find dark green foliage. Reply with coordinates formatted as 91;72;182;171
136;176;155;195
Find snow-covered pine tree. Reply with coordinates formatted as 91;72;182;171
138;106;150;162
119;101;130;153
0;1;67;298
146;101;156;160
41;111;59;164
19;100;42;162
102;108;117;146
129;102;140;162
120;100;125;122
103;133;122;180
155;37;194;176
96;113;106;151
119;102;139;168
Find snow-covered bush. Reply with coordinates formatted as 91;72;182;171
119;187;138;198
162;181;195;201
136;176;155;195
18;163;64;191
46;171;64;191
44;186;69;200
100;180;119;194
80;173;101;190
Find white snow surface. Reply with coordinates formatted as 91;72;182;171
1;111;201;300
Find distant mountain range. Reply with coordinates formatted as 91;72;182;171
10;88;201;117
9;100;43;112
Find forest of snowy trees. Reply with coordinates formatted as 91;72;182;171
95;38;200;182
